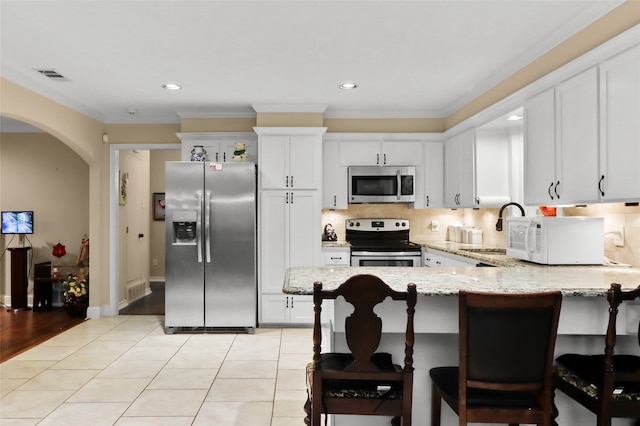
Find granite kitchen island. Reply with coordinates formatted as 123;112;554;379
284;266;640;426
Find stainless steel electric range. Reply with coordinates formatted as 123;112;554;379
346;218;422;267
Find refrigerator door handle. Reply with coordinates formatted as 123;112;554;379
197;191;203;263
205;191;212;263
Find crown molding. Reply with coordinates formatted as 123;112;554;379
252;104;327;113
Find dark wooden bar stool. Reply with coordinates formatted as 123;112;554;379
553;282;640;426
304;274;417;426
430;290;562;426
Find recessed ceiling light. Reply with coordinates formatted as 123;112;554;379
506;114;523;121
339;82;357;90
162;83;182;90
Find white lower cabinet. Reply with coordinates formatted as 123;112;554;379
322;247;351;266
259;190;321;325
423;248;481;267
423;251;445;267
260;295;313;324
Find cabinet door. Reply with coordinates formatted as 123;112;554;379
445;129;475;207
381;141;425;166
524;88;558;205
289;296;314;324
261;295;290;324
556;67;599;204
339;140;381;166
323;141;348;209
423;142;444;208
322;248;350;266
599;45;640;202
260;135;289;189
289;135;322;190
289;191;321;269
259;191;288;294
444;137;459;207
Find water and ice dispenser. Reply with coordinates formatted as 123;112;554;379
171;210;197;244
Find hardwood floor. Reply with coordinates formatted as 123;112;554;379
0;306;85;362
1;282;164;363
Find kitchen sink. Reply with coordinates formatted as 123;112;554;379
460;248;507;256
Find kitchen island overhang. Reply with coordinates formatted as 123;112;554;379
285;266;640;425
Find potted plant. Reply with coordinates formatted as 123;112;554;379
61;274;89;318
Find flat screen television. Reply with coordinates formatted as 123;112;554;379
1;211;34;234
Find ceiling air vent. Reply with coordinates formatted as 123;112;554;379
35;69;68;80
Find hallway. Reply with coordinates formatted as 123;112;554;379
0;316;310;425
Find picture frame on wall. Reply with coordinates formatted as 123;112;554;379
153;192;165;220
119;171;129;205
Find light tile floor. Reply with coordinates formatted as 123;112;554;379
0;315;312;426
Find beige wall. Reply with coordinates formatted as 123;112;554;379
0;132;90;298
565;204;640;267
149;149;181;279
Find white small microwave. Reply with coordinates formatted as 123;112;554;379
506;216;604;265
348;166;416;204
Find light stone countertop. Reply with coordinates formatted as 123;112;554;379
283;266;640;297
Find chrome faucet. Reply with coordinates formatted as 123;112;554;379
495;202;525;231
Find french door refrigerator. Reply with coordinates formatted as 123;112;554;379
164;161;257;333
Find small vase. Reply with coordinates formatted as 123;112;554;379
190;145;207;162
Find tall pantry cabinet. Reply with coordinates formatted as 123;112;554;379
255;127;326;325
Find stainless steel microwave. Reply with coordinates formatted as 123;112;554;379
348;166;416;203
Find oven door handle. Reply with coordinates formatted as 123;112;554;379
396;170;401;200
351;250;422;257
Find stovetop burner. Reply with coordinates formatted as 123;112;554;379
345;218;421;253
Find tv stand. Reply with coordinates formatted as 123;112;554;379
7;247;31;312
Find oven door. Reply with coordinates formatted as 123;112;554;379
351;251;422;267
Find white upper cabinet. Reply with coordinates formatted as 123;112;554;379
444;129;476;208
525;43;640;205
555;66;600;204
524;88;558;205
339;140;425;166
524;67;599;205
177;132;258;163
323;140;348;209
416;142;444;208
599;44;640;202
258;131;324;190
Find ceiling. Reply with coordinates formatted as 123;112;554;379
0;0;624;128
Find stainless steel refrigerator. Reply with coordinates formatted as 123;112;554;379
164;161;257;333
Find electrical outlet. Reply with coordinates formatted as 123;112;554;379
152;258;158;266
605;225;625;247
431;220;439;232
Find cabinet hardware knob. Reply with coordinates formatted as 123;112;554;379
333;195;337;207
548;182;554;200
290;176;294;187
286;176;289;187
376;153;380;165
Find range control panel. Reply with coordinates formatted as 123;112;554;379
346;218;410;232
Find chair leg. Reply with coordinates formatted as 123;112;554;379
431;384;441;426
391;417;400;426
303;397;310;425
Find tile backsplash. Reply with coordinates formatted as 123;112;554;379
322;202;640;267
